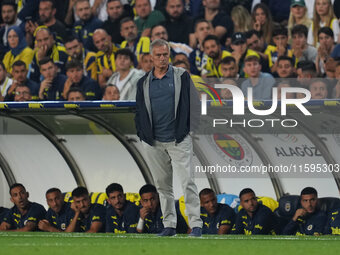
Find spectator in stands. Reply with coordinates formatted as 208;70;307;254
17;0;40;23
245;30;270;73
0;1;22;60
163;0;194;45
325;206;340;234
38;188;72;232
219;78;239;99
291;25;317;63
136;184;163;234
38;0;67;43
276;56;296;78
30;27;68;83
73;0;103;52
220;56;238;79
120;17;151;65
93;29;118;87
3;26;34;74
67;87;86;101
0;183;46;231
309;78;329;99
251;3;273;45
150;24;168;42
307;0;340;46
277;80;296;99
139;53;153;73
199;188;235;234
241;55;275;100
332;62;340;98
102;0;133;45
230;5;252;34
63;60;101;100
282;187;327;235
64;36;97;81
265;26;294;73
196;0;233;45
134;0;165;37
201;35;231;78
105;183;139;233
13;84;32;102
232;188;277;235
107;49;144;100
287;0;312;41
315;27;336;75
102;85;120;100
66;187;105;233
39;58;67;100
0;62;12;101
5;60;40;101
189;19;213;75
231;32;260;78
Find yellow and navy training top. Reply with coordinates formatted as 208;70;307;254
231;204;277;235
45;202;73;231
2;202;46;230
325;209;340;235
264;44;295;68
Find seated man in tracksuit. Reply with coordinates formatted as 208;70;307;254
232;188;277;235
199;188;235;234
282;187;327;236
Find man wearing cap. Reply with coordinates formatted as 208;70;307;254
231;32;260;78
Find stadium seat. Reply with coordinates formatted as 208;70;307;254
318;197;340;213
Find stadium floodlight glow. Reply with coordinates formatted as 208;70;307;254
201;84;312;116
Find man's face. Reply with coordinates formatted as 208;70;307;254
140;192;159;213
39;1;55;23
231;42;247;55
68;91;85;101
243;60;261;78
36;30;54;51
0;65;6;82
67;67;83;84
166;0;183;19
14;86;31;101
107;0;124;20
116;54;132;71
120;21;138;42
203;0;220;9
200;192;218;215
10;186;29;209
151;45;170;69
76;1;92;22
103;86;120;100
135;0;151;19
151;25;168;41
310;81;328;99
1;5;16;24
173;54;189;67
319;33;333;50
203;40;220;59
240;192;258;213
247;34;263;52
107;191;126;210
273;35;288;48
65;39;83;59
93;32;110;53
277;60;294;78
140;54;153;72
292;33;307;49
12;65;28;84
220;62;238;78
46;191;64;214
300;194;318;214
40;61;58;80
73;195;91;214
195;22;212;43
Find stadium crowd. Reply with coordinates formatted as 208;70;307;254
0;183;340;236
0;0;339;102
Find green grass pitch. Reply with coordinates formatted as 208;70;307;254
1;232;340;255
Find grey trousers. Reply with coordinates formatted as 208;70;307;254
142;135;203;229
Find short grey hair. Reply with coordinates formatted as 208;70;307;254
150;39;170;55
